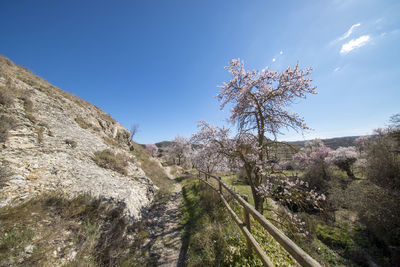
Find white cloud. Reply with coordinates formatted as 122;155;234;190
279;50;283;55
272;58;276;62
340;35;371;54
338;23;361;41
334;67;341;72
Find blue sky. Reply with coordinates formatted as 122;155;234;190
1;0;399;144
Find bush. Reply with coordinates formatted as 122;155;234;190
366;131;400;190
0;192;139;266
93;149;128;175
0;165;11;189
74;116;93;129
0;115;15;143
0;84;14;107
65;139;77;148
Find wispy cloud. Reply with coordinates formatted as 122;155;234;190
331;23;361;45
334;67;341;72
340;35;371;54
339;23;361;41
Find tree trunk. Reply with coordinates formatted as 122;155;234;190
345;167;355;178
251;186;264;213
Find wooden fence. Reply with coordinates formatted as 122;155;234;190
196;170;321;267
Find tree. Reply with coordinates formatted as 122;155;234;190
190;133;227;174
326;146;358;178
129;124;139;141
145;144;158;157
292;139;332;192
169;135;190;165
195;59;317;213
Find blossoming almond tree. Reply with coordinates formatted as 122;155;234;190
195;59;317;213
169;135;191;166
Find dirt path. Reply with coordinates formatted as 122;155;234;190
142;164;184;266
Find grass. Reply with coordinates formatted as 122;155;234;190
74;116;93;130
0;192;145;266
102;135;123;148
130;142;173;199
93;149;128;175
0;83;14;107
179;176;297;266
221;173;255;206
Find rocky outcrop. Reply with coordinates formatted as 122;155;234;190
0;56;155;219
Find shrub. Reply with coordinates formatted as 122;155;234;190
93;149;128;175
366;130;400;190
0;165;11;189
37;127;44;143
0;115;15;143
0;84;14;107
74;116;92;129
65;139;77;148
0;192;139;266
326;147;358;178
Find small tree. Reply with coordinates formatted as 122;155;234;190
292;139;332;192
169;135;190;165
326;146;358;178
129;124;139;141
195;59;317;213
145;144;158;157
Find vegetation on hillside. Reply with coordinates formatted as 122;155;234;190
0;193;144;266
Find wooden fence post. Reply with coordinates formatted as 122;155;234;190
242;195;252;256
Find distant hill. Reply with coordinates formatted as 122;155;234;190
287;136;361;150
156;136;362;152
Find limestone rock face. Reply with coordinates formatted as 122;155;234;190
0;56;155;219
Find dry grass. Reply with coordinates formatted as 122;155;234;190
0;192;143;266
0;85;14;107
37;127;44;143
102;135;123;149
93;149;128;175
131;142;173;196
0;115;15;143
74;116;92;130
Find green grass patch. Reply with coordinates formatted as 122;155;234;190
179;176;297;266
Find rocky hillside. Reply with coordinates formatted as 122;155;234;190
0;56;156;219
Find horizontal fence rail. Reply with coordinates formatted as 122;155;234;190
196;170;321;267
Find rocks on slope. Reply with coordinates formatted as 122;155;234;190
0;56;156;219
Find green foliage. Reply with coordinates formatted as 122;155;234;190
180;177;297;266
93;149;128;175
316;224;353;251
